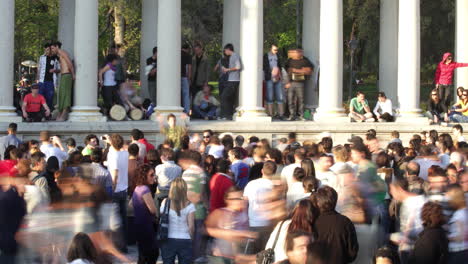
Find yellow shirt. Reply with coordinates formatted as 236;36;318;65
457;100;468;116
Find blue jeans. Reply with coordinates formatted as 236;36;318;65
0;254;16;264
161;238;193;264
112;190;128;249
266;80;284;104
450;112;468;122
181;77;190;113
39;81;54;110
193;105;217;119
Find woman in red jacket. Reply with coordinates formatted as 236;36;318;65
434;52;468;107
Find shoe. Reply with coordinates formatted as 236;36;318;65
378;118;386;122
365;118;375;122
288;116;296;121
297;116;306;121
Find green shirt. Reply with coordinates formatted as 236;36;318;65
182;165;208;220
81;146;93;156
356;160;387;204
350;97;369;114
162;126;186;149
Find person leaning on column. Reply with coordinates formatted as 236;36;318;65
284;48;313;121
434;52;468;108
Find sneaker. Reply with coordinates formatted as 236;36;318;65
287;116;296;121
365;118;375;122
297;116;306;121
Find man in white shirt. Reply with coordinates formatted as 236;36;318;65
39;131;67;167
155;148;182;196
244;161;276;254
281;148;305;187
106;134;129;251
316;154;338;190
452;124;466;143
130;129;147;162
373;92;394;122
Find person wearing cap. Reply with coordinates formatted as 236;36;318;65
22;84;51;122
349;91;374;122
0;123;22;160
373;92;394;122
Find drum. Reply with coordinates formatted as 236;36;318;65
109;104;126;121
130;108;143;120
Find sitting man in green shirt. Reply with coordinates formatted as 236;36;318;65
158;113;187;150
349;91;375;122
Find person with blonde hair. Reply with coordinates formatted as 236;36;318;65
160;177;195;264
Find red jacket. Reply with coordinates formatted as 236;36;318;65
434;52;468;85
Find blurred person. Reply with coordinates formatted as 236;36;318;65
156;148;182;199
205;186;254;263
373;92;394;122
158;113;187;150
137;129;155;153
208;136;224;159
278;231;313;264
349;91;375;122
410;202;448;264
286;168;309;209
37;43;59;111
373;246;400;264
0;123;21;159
300;158;316;179
160;178;195;264
306;242;329;264
66;232;98;264
22;84;51;122
44;156;63;203
179;150;208;262
315;154;337;189
446;164;458;184
404;161;427;195
427;165;453;220
458;171;468;201
228;148;250;188
437;139;451;168
330;145;351;174
282;148;306;187
445;184;468;263
263;44;285;119
209;159;234;212
28;151;50;203
199;129;214;154
425;90;448;123
203;155;216;178
451;124;465;143
192;84;220;120
449;89;468;122
89;149;113;196
412;145;442;181
132;164;158;264
449;151;466;172
81;134;99;156
39;131;67;167
243;161;276;253
181;44;192;114
66;138;77;154
266;148;285;179
389;178;426;264
434;52;468;107
62;151;83;178
146;149;161;168
266;199;317;262
131;129;147;162
127;143;141;196
313;186;358;264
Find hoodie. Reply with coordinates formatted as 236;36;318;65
434;52;468;85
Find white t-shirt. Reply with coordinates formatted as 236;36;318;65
373;99;393;116
413;158;442;181
208;144;225;159
244;178;274;227
286;182;308;210
106;148;129;192
40;143;68;168
448;208;468;252
316;170;338;190
281;163;300;187
265;219;292;262
392;195;426;251
160;200;195;239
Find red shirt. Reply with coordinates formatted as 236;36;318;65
138;138;155;152
24;93;45;112
434;52;468;85
0;160;18;177
209;172;234;212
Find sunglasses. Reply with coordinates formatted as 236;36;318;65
203;136;210;139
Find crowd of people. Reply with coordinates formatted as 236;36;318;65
1;118;468;264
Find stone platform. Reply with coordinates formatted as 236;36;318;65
0;120;462;147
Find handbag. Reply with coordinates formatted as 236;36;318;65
256;220;285;264
157;199;171;241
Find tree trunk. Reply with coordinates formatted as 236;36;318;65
114;5;126;57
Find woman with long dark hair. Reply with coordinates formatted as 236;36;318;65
264;199;318;263
67;232;97;264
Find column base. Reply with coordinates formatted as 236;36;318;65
0;107;22;122
234;106;271;122
314;107;347;123
68;106;107;122
396;109;429;124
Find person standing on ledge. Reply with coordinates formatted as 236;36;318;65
434;52;468;108
263;44;285;120
284;49;313;121
158;113;187;150
50;41;75;122
219;44;242;120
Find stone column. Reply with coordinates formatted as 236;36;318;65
139;0;158;100
154;0;183;118
234;0;270;122
223;0;241;50
302;0;320;111
0;0;21;122
58;0;75;58
315;0;346;121
397;0;423;120
379;0;398;104
68;0;105;122
455;0;468;93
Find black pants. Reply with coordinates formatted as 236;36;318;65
102;85;120;110
438;84;452;108
26;111;45;122
220;81;239;119
380;112;394;122
137;244;158;264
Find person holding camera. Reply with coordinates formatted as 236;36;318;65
22;84;51;122
192;84;220;120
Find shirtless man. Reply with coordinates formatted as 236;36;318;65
50;41;75;121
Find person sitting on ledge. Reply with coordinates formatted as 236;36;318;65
22;84;51;122
192;84;220;120
349;91;374;122
373;92;394;122
425;89;448;124
449;89;468;123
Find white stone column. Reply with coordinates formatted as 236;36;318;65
223;0;241;50
455;0;468;93
397;0;423;120
302;0;320;111
139;0;158;100
234;0;270;122
58;0;75;58
315;0;345;121
0;0;21;122
154;0;183;118
379;0;398;104
68;0;105;122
